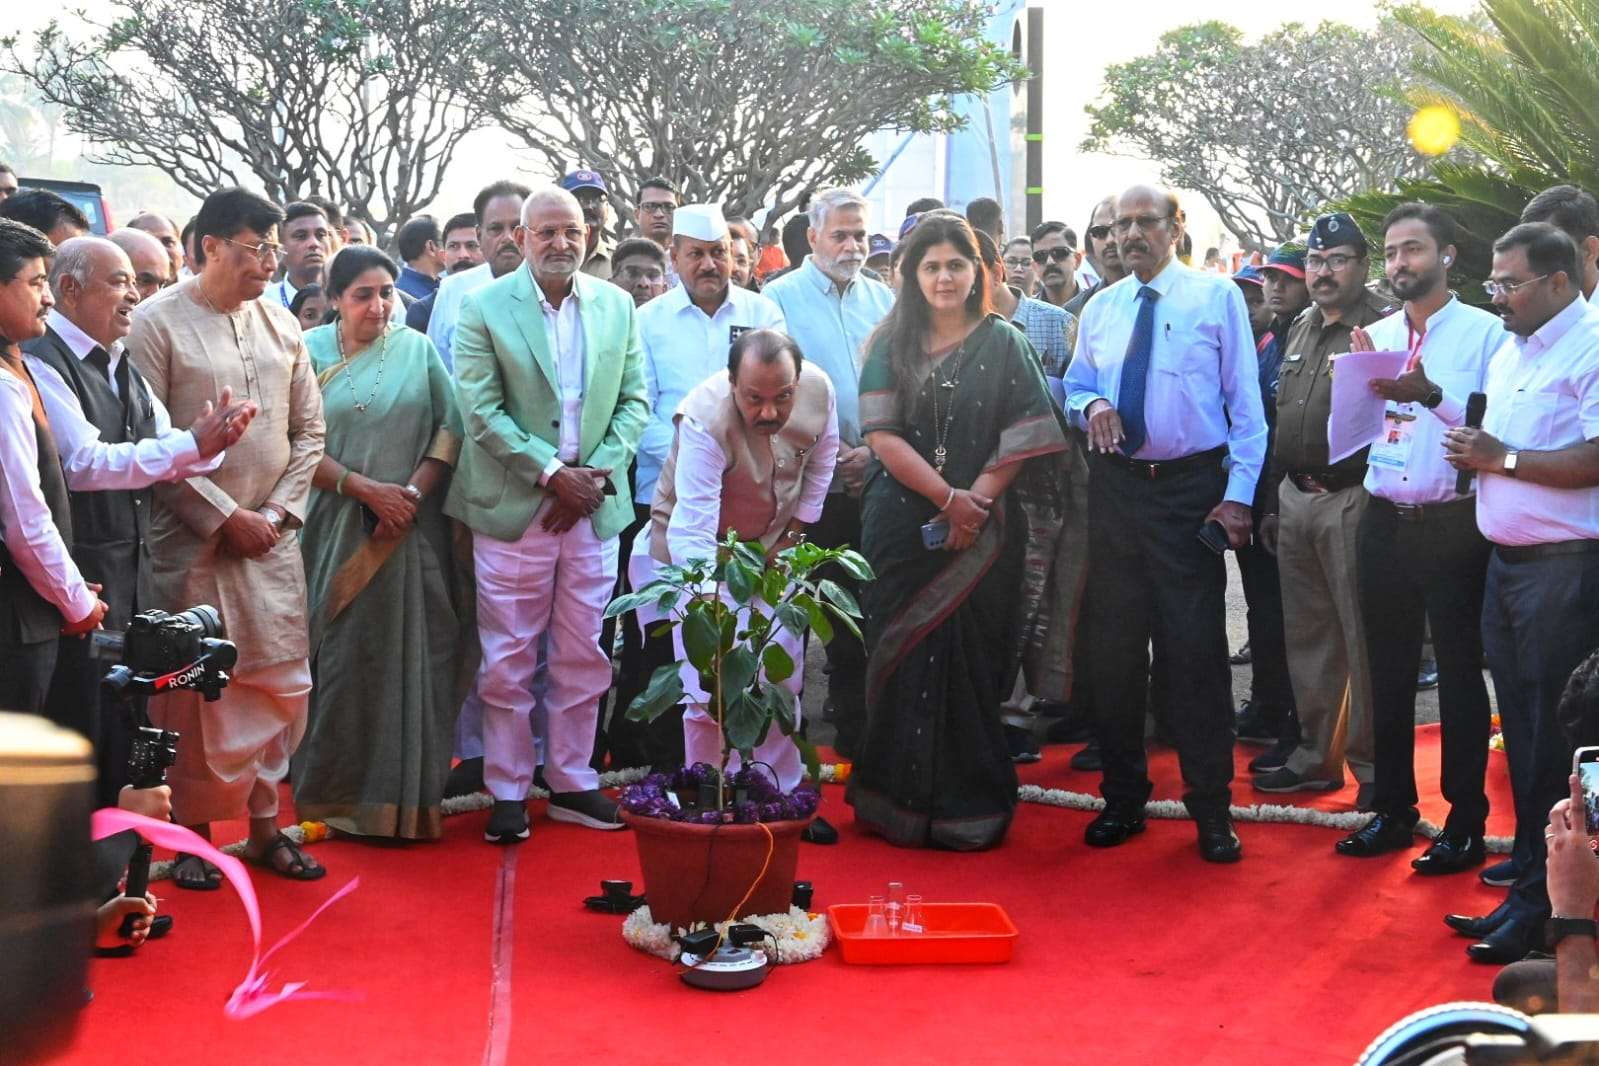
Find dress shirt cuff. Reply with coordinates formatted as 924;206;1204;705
539;456;565;486
1432;390;1466;428
1223;471;1259;508
60;582;98;628
1067;395;1108;433
794;501;824;524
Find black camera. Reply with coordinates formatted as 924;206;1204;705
126;726;179;791
92;605;237;702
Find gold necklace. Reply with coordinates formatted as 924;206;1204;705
335;323;389;413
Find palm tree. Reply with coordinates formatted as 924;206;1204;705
1341;0;1599;286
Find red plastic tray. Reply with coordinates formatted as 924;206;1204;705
827;902;1018;964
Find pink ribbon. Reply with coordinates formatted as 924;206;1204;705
91;808;362;1018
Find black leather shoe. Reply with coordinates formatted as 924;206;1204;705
1480;858;1522;888
1467;915;1544;964
1084;805;1145;847
802;815;839;845
1445;898;1516;939
1335;811;1418;857
1070;741;1102;772
1411;830;1486;875
444;756;485;799
1233;700;1284;745
1196;817;1242;863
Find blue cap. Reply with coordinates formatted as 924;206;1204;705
560;169;607;195
1308;212;1366;254
898;213;921;241
868;233;893;257
1232;264;1265;287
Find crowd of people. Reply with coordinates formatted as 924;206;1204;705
4;157;1599;992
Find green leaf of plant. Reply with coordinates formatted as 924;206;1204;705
761;642;794;684
818;578;861;618
774;602;809;637
725;559;755;605
832;550;875;582
792;732;823;786
682;608;720;671
720;646;760;701
626;663;683;723
723;691;766;753
759;567;786;607
823;600;863;642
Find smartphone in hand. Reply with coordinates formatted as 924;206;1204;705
1574;746;1599;834
921;520;949;551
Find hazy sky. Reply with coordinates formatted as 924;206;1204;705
7;0;1477;244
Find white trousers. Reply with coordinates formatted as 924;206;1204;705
474;516;618;800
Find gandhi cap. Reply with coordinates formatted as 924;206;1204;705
673;204;730;242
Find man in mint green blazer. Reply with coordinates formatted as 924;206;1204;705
446;186;649;844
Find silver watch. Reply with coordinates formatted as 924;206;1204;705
1503;450;1520;477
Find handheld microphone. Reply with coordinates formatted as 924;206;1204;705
1457;391;1487;495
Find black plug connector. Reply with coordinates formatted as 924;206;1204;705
727;923;767;947
677;928;722;957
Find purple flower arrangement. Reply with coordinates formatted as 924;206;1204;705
620;762;820;824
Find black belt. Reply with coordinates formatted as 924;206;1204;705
1372;496;1477;523
1287;468;1365;495
1494;540;1599;564
1094;445;1227;480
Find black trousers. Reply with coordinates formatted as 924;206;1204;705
601;502;685;770
807;492;868;757
1086;454;1235;817
46;634;135;809
1235;512;1294;714
0;635;56;718
1359;497;1492;833
1482;548;1599;919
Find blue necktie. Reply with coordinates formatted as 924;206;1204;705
1117;285;1158;456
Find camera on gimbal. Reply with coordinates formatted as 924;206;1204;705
91;605;237;703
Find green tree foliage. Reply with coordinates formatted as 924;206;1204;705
2;0;502;242
478;0;1025;226
1082;19;1435;251
1341;0;1599;285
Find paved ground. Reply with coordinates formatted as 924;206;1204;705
801;552;1450;748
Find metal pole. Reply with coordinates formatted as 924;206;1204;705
1025;5;1044;234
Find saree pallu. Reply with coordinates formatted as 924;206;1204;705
290;325;467;839
846;316;1086;850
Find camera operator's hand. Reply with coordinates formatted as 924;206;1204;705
189;386;260;458
96;893;157;951
1547;773;1599;918
61;584;108;637
356;479;417;534
218;507;279;558
118;783;172;822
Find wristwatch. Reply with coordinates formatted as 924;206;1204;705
1503;450;1520;477
1545;915;1597;946
1421;384;1444;410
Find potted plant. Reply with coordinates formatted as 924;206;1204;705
605;532;872;930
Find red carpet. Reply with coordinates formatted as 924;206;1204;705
52;727;1515;1066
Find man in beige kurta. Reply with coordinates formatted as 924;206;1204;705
125;188;326;882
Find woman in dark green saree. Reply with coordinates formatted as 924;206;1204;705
846;214;1086;850
291;247;466;840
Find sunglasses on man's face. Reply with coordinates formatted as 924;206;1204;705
1032;247;1075;265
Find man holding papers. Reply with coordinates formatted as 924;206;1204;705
1332;204;1504;877
1255;213;1394;803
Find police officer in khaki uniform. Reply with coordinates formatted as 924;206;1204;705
1256;213;1394;805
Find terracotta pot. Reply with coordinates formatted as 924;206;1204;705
623;810;809;931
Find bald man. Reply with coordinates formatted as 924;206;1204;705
109;227;171;301
126;212;184;287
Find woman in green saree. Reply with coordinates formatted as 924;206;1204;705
291;246;466;839
846;214;1085;850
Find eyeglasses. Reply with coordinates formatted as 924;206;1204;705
1111;214;1172;235
221;236;282;264
1002;256;1034;271
1304;253;1361;273
1086;225;1112;241
1032;247;1076;265
638;202;676;216
1482;274;1548;299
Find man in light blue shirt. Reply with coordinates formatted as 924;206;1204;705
427;180;530;373
760;188;894;758
1063;183;1265;864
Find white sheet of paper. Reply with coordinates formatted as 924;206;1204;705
1327;349;1411;464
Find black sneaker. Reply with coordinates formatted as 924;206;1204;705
1005;723;1042;764
1069;740;1102;772
445;756;485;799
1229;642;1252;665
1248;734;1295;774
485;799;530;843
548;789;625;830
1417;658;1439;691
1234;701;1285;745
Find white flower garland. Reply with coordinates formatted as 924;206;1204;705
621;904;830;964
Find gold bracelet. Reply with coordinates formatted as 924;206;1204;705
335;470;350;496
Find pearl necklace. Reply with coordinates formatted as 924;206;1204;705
335;323;388;413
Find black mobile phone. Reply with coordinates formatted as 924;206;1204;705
1197;520;1230;555
360;503;379;536
1574;746;1599;834
921;519;949;550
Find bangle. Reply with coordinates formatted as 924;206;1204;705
404;483;422;501
941;486;955;510
335;470;350;496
